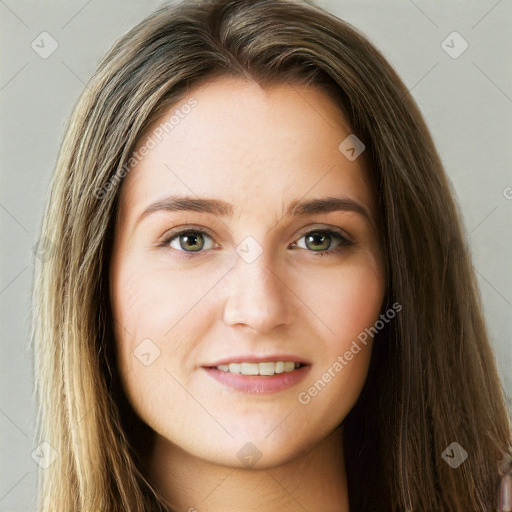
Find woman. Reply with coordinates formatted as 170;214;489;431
31;0;512;510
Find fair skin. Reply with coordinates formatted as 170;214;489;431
109;76;385;512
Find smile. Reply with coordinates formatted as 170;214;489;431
215;361;302;376
203;362;311;394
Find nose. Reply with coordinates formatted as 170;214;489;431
222;249;294;333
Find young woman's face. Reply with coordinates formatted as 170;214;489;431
109;76;386;469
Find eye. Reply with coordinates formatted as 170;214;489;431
165;229;215;253
290;229;355;257
160;226;354;258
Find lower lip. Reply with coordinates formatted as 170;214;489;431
202;365;311;394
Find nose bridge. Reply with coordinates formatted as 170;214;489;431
222;245;293;332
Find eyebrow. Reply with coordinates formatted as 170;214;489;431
136;194;372;225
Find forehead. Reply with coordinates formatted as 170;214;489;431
118;76;374;222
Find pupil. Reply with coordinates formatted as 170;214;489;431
181;232;203;252
307;233;329;251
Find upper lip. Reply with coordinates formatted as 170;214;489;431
203;354;311;367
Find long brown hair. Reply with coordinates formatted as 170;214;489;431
31;0;511;510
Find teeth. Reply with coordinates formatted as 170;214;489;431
215;361;302;375
259;362;275;376
284;361;295;372
228;363;241;374
241;362;259;375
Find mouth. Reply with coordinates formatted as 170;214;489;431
207;361;307;376
202;359;311;394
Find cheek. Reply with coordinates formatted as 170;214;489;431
295;255;384;423
110;262;170;379
301;254;385;347
110;262;186;425
110;257;221;376
111;259;197;338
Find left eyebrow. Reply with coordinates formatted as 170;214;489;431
135;194;372;226
287;196;372;222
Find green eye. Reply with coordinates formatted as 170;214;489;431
168;230;214;252
162;227;354;258
293;229;355;257
304;232;333;251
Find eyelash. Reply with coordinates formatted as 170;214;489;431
159;226;355;259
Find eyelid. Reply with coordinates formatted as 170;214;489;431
159;225;220;259
161;223;353;242
159;223;355;255
161;224;217;242
295;223;354;243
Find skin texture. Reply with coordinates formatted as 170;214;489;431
109;76;386;512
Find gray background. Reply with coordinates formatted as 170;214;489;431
1;0;511;510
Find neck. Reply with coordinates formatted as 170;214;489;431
144;425;349;512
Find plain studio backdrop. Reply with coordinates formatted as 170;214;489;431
0;0;511;509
